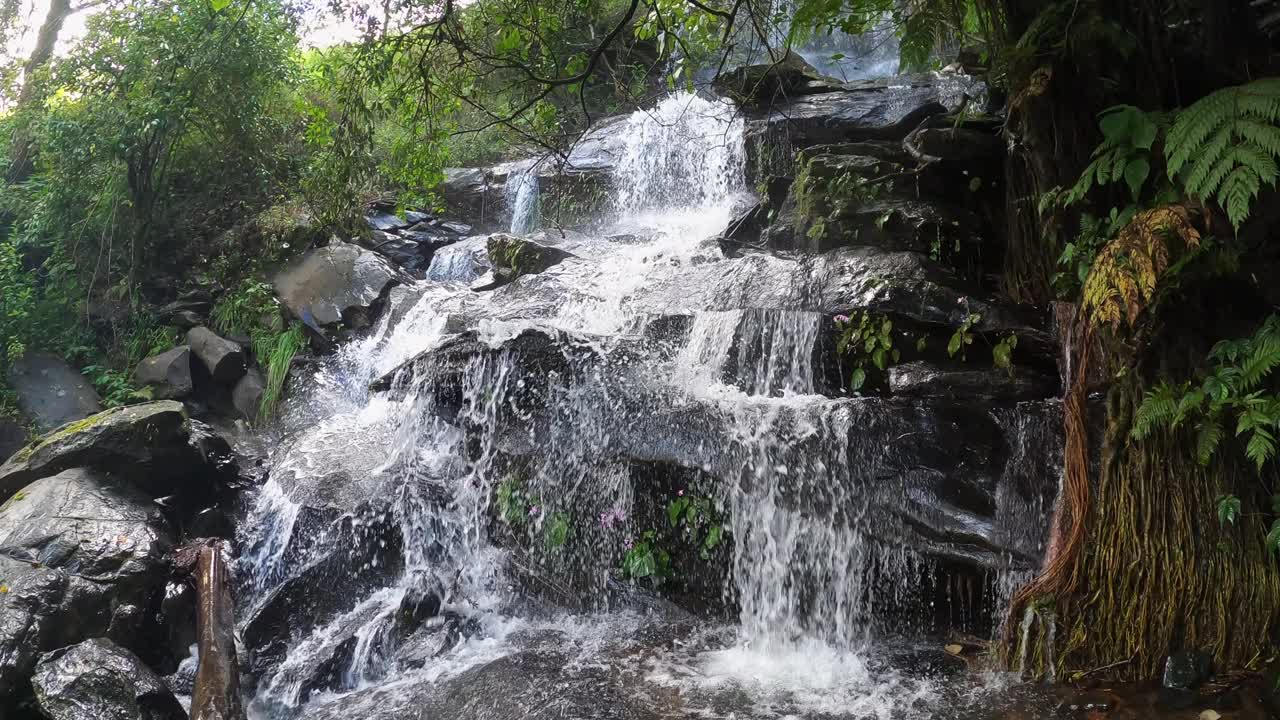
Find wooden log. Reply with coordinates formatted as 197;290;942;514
190;541;245;720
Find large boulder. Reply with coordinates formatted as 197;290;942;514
712;50;834;107
0;468;172;699
0;401;188;500
232;367;266;422
274;240;399;330
132;346;193;400
32;638;186;720
186;327;246;385
5;352;102;432
0;401;235;509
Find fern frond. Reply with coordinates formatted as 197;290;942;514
1081;205;1202;331
1246;427;1277;470
1166;78;1280;230
1240;334;1280;389
1132;382;1182;439
1195;419;1223;465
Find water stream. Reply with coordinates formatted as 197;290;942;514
235;91;1062;720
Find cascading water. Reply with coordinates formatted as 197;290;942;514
236;90;1062;720
506;169;540;235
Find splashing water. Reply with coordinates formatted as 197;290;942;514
235;89;1061;720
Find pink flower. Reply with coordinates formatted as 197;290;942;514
677;489;684;497
624;538;634;550
834;314;850;324
529;506;540;516
599;507;626;530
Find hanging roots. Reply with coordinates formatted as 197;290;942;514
1006;330;1280;679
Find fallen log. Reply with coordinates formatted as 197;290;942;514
188;540;245;720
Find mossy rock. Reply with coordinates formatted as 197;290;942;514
476;234;576;290
0;400;190;501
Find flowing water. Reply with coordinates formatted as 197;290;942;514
235;92;1063;720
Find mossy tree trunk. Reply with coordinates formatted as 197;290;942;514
998;0;1280;680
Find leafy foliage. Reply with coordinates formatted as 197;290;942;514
1080;205;1202;331
835;312;898;391
947;313;981;360
1165;78;1280;230
1067;105;1165;204
1132;315;1280;469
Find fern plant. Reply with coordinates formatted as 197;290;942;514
1080;205;1203;330
1165;78;1280;230
1133;315;1280;469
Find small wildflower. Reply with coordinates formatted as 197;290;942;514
599;507;626;530
677;489;684;497
834;314;850;324
529;505;540;516
624;538;634;550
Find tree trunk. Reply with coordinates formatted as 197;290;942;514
6;0;72;183
190;542;245;720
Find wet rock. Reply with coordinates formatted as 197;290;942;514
32;638;186;720
232;367;266;422
763;146;985;256
307;648;664;720
1160;650;1213;709
474;234;576;291
0;401;189;499
371;327;603;417
187;327;246;385
0;468;171;698
133;346;194;400
740;74;977;184
712;50;834;107
366;210;409;232
437;167;492;226
273;240;399;329
242;509;406;672
6;352;103;432
427;236;492;283
903;124;1005;176
888;362;1058;402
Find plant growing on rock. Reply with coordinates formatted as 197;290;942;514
835;312;899;391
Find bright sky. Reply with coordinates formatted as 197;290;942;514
4;0;360;64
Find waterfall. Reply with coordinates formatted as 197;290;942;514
237;85;1060;720
506;170;540;235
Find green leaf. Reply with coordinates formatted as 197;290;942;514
1217;494;1241;526
667;499;686;528
947;332;963;357
850;367;866;391
704;524;722;551
1123;157;1150;199
211;0;232;10
1267;519;1280;555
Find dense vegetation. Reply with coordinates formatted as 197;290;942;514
1;0;1279;684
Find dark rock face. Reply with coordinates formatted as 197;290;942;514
6;352;103;432
0;401;190;501
187;327;247;386
889;362;1058;402
133;346;194;400
242;508;407;672
0;469;172;699
273;240;399;329
232;367;266;421
32;638;186;720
